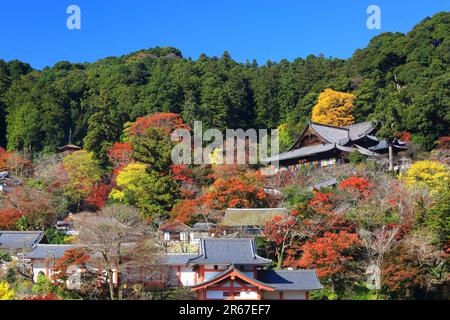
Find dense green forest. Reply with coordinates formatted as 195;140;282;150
0;12;448;163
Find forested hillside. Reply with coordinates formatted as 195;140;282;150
0;12;448;162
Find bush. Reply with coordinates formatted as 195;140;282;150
348;150;366;164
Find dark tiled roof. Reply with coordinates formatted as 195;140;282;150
257;269;322;291
24;244;77;259
310;122;350;144
264;143;336;162
188;238;272;266
161;253;199;265
0;231;44;250
344;121;378;141
221;208;287;227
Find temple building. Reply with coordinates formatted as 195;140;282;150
58;130;81;154
22;238;322;300
165;238;322;300
265;120;407;172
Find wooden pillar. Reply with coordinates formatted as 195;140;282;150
199;265;205;283
279;291;284;300
230;279;234;300
177;266;181;288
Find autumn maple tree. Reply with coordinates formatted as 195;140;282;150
0;208;22;230
52;248;91;284
263;213;299;269
203;169;272;210
298;231;361;290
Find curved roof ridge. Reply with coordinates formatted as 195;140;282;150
310;121;350;131
190;265;275;291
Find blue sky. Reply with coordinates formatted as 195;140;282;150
0;0;449;69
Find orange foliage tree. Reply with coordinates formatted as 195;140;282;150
125;112;189;137
339;176;373;199
203;170;272;209
298;231;361;288
52;248;91;283
0;208;23;229
0;147;32;174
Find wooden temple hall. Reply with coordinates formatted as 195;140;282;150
264;120;407;172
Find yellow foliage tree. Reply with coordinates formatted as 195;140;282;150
109;163;147;202
63;150;102;208
311;88;356;126
0;281;14;300
405;160;450;194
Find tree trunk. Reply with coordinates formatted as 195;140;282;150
107;270;115;300
388;142;394;171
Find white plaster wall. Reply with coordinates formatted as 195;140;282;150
180;268;196;286
236;291;258;300
284;291;306;300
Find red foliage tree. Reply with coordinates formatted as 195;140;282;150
338;176;373;198
127;112;189;137
396;131;411;141
203;170;272;210
0;147;31;174
0;208;23;230
308;191;334;215
108;142;132;175
86;183;113;209
170;198;203;223
52;248;90;283
170;164;197;198
263;214;299;269
2;186;54;230
298;231;361;283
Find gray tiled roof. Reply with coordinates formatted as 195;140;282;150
264;143;336;162
257;269;322;291
369;139;408;152
161;253;199;265
344;121;378;140
310;122;349;144
24;244;77;259
0;231;44;250
188;238;272;266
